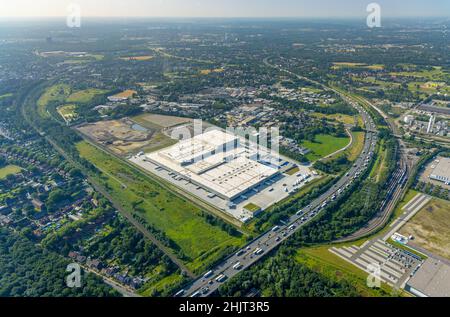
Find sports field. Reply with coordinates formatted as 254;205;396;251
76;141;243;272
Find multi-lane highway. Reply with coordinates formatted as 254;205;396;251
177;65;380;297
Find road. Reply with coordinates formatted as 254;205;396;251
178;60;380;298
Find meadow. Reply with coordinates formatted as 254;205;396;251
302;134;350;162
0;165;22;180
76;141;244;272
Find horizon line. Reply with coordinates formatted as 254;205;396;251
1;15;449;19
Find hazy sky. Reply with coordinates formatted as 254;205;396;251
1;0;449;18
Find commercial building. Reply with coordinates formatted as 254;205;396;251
145;130;280;201
430;157;450;185
406;258;450;297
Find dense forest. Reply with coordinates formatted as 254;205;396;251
219;247;360;297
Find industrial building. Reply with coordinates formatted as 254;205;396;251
430;157;450;185
406;258;450;297
145;130;280;201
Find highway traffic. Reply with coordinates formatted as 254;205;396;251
178;101;379;298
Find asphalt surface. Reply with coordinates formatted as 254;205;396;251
179;101;379;297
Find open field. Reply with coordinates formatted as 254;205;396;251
119;55;153;61
199;68;224;75
332;62;384;71
345;132;365;162
311;113;356;125
399;198;450;260
390;66;449;81
133;113;193;129
0;165;22;179
67;88;108;104
407;81;450;97
295;245;392;296
302;134;350;162
369;140;388;183
37;84;71;118
57;104;78;122
110;90;137;99
76;141;244;272
0;93;13;100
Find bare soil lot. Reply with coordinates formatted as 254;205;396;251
77;118;154;155
400;198;450;260
77;117;177;155
134;113;193;129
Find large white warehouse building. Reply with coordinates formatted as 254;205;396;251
146;130;280;201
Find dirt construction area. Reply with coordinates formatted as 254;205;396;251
399;198;450;260
77;118;155;155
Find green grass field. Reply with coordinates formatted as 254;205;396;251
37;84;72;118
0;165;22;179
76;141;243;272
295;246;393;297
67;88;108;104
57;104;78;122
302;134;350;162
390;66;449;81
0;93;13;100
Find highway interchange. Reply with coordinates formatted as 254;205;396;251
179;73;380;297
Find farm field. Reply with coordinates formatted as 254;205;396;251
76;141;244;272
199;68;224;75
302;134;350;162
399;197;450;260
0;165;22;179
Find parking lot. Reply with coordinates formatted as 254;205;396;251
130;155;316;222
330;239;422;288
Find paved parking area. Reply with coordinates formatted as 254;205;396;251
330;239;422;288
130;155;316;222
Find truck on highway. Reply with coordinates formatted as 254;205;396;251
203;270;214;279
236;249;245;256
174;290;185;297
272;225;280;232
215;274;227;283
254;248;264;255
190;291;201;298
233;262;243;270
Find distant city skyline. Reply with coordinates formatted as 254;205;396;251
1;0;450;18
